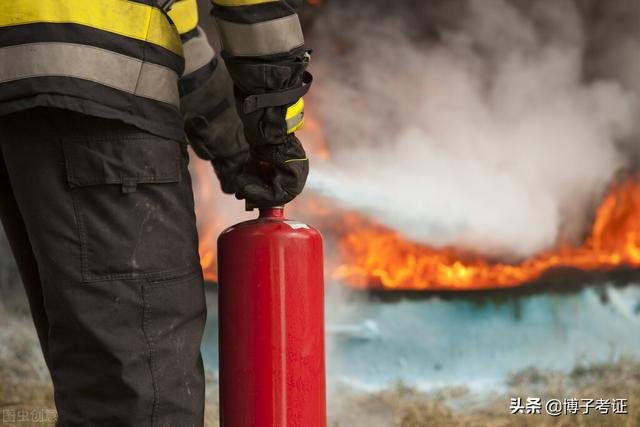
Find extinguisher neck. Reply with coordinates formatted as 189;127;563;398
258;206;285;219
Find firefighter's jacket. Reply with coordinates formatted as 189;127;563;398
0;0;306;141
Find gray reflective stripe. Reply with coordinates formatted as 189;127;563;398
286;111;303;131
182;27;216;76
214;14;304;57
0;43;180;106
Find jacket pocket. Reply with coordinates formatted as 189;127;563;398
63;134;201;282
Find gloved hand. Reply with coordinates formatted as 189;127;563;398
235;136;308;207
211;0;312;205
179;38;251;195
185;112;249;195
222;48;312;206
211;149;250;194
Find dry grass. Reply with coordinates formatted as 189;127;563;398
1;290;638;427
0;291;55;427
327;360;640;427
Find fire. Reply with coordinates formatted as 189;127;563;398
333;176;640;290
193;111;640;291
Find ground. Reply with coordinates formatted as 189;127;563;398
1;288;638;427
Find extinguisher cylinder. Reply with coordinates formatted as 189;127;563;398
217;207;326;427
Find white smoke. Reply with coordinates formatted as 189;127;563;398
304;0;639;260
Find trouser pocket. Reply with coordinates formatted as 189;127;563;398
62;133;200;282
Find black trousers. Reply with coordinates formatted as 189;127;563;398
0;108;207;426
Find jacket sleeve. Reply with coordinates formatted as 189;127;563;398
172;0;248;161
209;0;305;60
209;0;311;146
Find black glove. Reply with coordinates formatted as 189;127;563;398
222;48;312;206
185;111;249;194
235;136;309;207
211;149;250;194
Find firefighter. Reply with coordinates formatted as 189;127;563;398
0;0;310;425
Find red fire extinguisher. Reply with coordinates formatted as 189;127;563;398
217;206;326;427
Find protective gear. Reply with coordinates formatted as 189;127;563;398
181;29;251;195
0;108;206;426
185;104;250;195
212;150;251;194
211;0;312;205
0;0;310;423
236;137;309;207
223;50;312;146
0;0;200;140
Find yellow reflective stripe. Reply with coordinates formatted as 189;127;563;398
168;0;199;35
212;0;278;6
286;98;304;120
0;0;182;55
285;98;304;133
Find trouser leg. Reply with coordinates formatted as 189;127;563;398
0;142;50;369
0;108;207;427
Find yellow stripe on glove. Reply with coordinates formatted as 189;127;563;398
285;98;305;134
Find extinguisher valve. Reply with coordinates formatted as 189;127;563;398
259;207;285;219
245;200;284;217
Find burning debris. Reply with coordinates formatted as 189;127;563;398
332;175;640;290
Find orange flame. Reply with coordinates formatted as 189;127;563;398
332;176;640;290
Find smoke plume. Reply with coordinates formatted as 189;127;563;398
304;0;640;260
